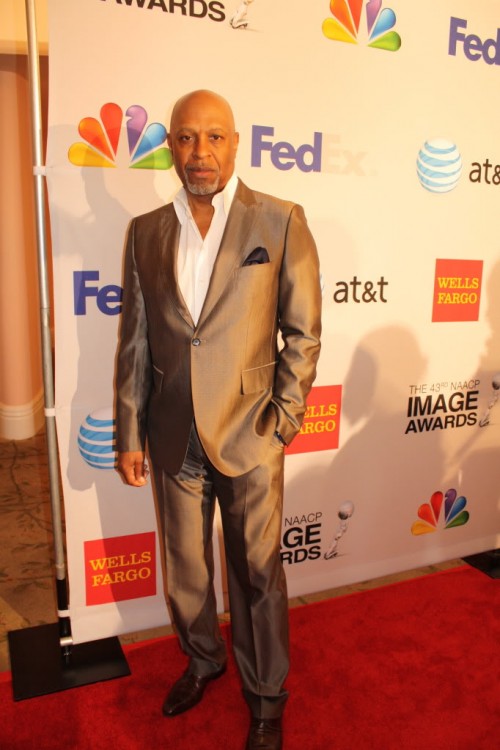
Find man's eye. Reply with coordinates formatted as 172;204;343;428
210;134;222;141
179;135;192;143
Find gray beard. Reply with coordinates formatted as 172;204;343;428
185;175;220;196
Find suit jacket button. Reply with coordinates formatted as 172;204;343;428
192;337;201;346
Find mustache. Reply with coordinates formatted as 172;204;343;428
185;165;218;172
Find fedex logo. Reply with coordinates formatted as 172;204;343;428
74;271;123;315
449;17;500;65
251;125;369;175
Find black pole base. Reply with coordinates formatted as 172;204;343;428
7;622;130;701
463;549;500;579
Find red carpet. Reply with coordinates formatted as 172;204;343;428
1;566;499;749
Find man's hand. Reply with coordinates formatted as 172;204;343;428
117;451;149;487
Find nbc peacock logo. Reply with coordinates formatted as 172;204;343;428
322;0;401;51
411;489;470;536
68;103;173;170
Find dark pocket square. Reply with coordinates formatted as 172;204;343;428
242;247;269;266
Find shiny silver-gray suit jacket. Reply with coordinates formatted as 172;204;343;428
115;179;322;477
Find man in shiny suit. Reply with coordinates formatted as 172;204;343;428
115;90;321;750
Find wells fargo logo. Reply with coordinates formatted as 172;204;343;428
84;531;156;606
286;385;342;455
432;259;483;322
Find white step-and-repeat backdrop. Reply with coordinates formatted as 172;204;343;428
46;0;500;643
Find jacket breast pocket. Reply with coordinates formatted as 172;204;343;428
234;262;278;313
241;361;276;394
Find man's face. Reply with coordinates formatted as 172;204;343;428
168;92;239;198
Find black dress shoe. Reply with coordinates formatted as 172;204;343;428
162;667;226;716
245;717;282;750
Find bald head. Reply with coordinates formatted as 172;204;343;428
170;90;236;133
167;90;239;198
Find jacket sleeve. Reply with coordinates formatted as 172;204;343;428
115;218;153;452
271;204;322;444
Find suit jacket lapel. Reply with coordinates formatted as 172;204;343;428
198;180;259;326
159;204;194;328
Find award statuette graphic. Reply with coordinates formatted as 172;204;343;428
466;377;500;578
478;373;500;427
230;0;254;29
324;501;355;559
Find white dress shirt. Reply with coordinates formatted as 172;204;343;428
173;174;238;325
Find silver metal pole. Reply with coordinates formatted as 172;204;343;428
8;6;130;699
24;0;71;646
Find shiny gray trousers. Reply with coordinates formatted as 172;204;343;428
153;425;289;719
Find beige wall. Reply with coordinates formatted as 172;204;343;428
0;1;49;438
0;52;49;438
0;0;48;54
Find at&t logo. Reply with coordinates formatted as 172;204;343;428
333;276;388;303
417;139;500;192
78;408;117;469
416;140;462;194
